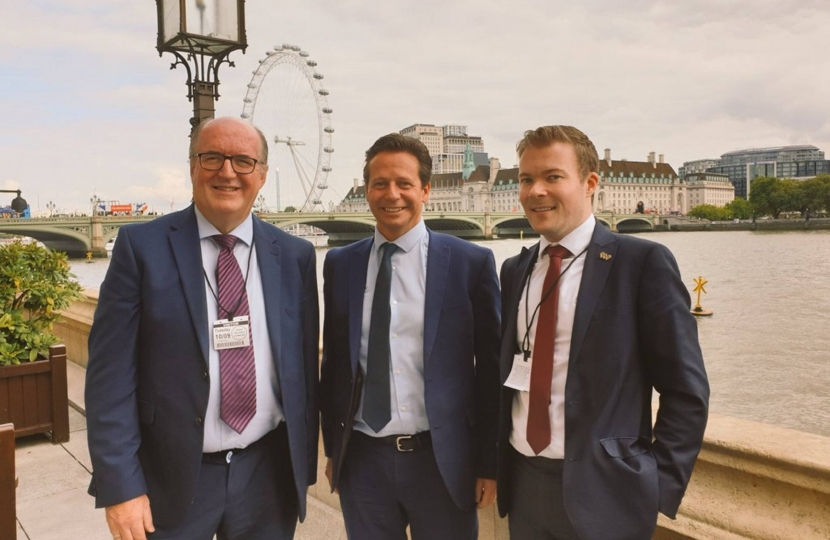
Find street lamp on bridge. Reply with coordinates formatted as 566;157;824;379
155;0;247;134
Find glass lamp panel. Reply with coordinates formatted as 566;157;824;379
185;0;239;42
161;0;182;43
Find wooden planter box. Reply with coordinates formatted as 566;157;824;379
0;345;69;443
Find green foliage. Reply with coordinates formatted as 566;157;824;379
749;177;785;218
749;176;830;218
725;197;752;220
283;206;297;213
0;240;82;366
687;204;731;221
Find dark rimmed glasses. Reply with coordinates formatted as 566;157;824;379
192;152;260;174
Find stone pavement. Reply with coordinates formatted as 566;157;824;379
13;361;347;540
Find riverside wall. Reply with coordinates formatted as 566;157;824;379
54;293;830;539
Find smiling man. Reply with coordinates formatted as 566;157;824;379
86;117;319;540
496;125;709;540
320;133;501;539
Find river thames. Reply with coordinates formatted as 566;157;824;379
70;229;830;438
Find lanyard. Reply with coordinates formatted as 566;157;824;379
521;245;587;360
203;241;255;319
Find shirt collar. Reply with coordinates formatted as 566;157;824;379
538;214;595;262
194;206;254;247
373;219;426;254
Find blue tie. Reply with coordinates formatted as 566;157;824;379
363;242;398;432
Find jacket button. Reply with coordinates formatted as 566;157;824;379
202;371;208;379
196;417;203;426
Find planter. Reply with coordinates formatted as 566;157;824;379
0;345;69;443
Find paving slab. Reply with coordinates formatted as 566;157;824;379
14;436;90;503
295;497;348;540
16;485;111;540
16;520;28;540
67;407;86;434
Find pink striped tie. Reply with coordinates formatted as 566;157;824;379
213;234;257;433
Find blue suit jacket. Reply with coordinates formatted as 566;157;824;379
320;230;501;510
497;223;709;540
85;206;319;528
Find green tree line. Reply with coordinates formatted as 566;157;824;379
688;175;830;220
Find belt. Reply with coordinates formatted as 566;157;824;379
202;423;284;464
356;430;432;452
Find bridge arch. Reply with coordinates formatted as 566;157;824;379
616;216;654;232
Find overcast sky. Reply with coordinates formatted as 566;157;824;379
2;0;828;214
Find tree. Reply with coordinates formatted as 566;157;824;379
749;177;785;218
283;206;297;213
687;204;731;221
725;197;752;220
779;179;805;215
798;176;830;216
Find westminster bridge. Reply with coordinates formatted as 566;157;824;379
0;211;667;257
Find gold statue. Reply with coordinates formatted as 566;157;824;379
691;276;712;316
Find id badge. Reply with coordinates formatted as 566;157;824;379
213;316;251;350
504;352;531;392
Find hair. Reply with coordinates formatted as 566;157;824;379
516;125;599;179
189;117;269;165
363;133;432;186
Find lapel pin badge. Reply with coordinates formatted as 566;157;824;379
599;251;612;261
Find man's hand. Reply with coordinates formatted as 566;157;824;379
325;458;339;494
475;478;497;509
105;494;154;540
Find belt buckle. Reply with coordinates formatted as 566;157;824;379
395;435;413;452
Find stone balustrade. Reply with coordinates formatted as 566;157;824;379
54;294;830;539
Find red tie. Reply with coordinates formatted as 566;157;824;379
527;244;571;455
213;234;257;434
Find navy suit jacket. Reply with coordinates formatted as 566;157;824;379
320;230;501;510
497;223;709;540
85;206;319;529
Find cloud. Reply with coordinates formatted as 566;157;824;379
126;168;192;214
2;0;830;212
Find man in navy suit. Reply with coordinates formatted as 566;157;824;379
320;134;501;539
86;117;319;540
497;125;709;540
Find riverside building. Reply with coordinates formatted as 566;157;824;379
338;149;690;215
685;173;735;208
682;145;830;199
399;123;489;174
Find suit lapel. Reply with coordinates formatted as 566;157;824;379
501;244;538;380
168;206;209;366
349;239;372;375
569;223;618;367
253;218;283;374
423;231;450;364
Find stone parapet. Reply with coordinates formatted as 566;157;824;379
53;289;98;368
655;412;830;540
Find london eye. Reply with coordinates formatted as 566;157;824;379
241;44;334;212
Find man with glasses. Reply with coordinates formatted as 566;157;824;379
86;117;319;540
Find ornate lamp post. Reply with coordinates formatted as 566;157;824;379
155;0;247;133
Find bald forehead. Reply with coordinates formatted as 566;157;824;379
191;117;266;162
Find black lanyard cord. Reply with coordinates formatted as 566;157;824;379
521;246;588;360
203;241;255;319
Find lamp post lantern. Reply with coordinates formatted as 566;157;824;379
155;0;247;134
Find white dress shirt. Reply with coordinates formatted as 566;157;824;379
195;208;283;452
354;220;430;437
511;215;595;458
